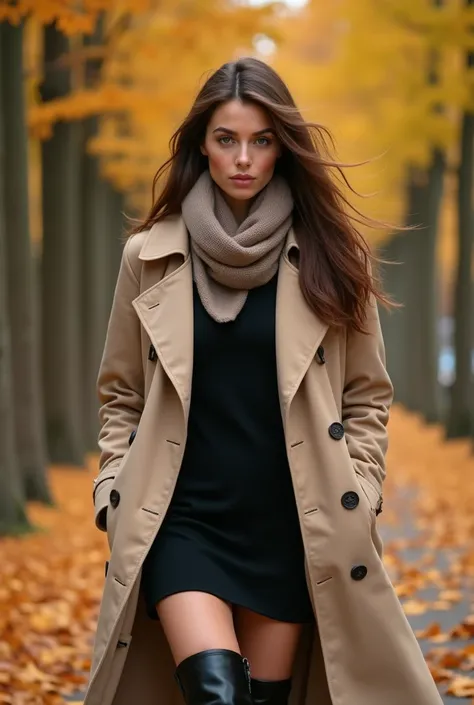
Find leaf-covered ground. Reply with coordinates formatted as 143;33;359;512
0;405;472;704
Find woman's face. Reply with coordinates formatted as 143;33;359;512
201;99;281;217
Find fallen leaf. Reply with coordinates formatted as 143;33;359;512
446;675;474;697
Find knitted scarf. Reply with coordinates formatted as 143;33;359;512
181;169;293;323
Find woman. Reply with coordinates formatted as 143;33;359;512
85;58;443;705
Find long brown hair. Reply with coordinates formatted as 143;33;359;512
131;57;392;332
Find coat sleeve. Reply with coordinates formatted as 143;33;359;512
93;237;144;531
342;296;394;512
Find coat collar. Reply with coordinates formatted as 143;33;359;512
138;214;299;262
138;215;189;261
135;214;328;419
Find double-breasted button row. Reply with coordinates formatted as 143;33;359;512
340;490;368;580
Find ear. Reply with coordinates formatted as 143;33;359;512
200;144;208;156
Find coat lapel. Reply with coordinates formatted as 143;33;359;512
132;217;193;415
276;230;329;414
131;218;328;419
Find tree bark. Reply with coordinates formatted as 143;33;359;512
41;24;85;464
378;233;409;403
0;25;30;534
398;0;446;422
82;119;119;450
411;151;445;423
80;15;125;451
382;160;444;421
446;1;474;438
446;113;474;437
106;186;126;297
1;22;52;502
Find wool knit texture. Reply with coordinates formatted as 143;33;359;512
181;170;293;322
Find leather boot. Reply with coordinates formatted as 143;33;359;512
250;678;292;705
175;648;253;705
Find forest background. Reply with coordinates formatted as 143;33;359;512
0;0;473;702
1;0;473;528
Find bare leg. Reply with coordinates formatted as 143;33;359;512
233;606;303;680
157;591;240;666
157;592;252;705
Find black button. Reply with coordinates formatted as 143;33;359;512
110;489;120;508
376;500;383;516
105;560;109;577
328;422;344;440
316;346;326;364
341;491;359;510
129;430;136;446
351;565;368;581
148;344;158;362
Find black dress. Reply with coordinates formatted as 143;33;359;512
141;273;314;623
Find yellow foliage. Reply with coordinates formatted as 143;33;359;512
23;0;470;255
0;0;151;34
272;0;468;251
74;1;275;209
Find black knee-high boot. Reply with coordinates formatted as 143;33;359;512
250;678;292;705
175;649;253;705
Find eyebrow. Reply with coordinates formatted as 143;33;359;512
212;127;276;136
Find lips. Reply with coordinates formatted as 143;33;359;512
231;175;255;182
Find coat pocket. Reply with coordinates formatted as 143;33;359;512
355;472;381;515
355;472;384;557
106;484;121;550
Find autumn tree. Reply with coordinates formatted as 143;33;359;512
40;24;86;464
81;14;124;449
446;0;474;439
0;23;30;534
1;20;51;503
275;0;470;425
26;2;274;211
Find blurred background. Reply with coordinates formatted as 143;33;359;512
0;1;473;703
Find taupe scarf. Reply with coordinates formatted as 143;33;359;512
181;170;293;323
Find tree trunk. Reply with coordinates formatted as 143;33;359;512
378;233;409;403
41;24;85;464
80;16;125;451
82;119;119;450
106;186;126;296
383;159;444;421
399;169;434;414
396;0;446;422
0;25;30;534
1;22;52;502
447;1;474;439
412;150;445;423
446;113;474;437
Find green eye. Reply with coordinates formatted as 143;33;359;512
219;136;233;144
256;137;271;146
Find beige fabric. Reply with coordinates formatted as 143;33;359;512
84;214;443;705
181;169;293;322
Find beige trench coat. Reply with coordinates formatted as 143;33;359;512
84;215;442;705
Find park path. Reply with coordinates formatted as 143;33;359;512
380;408;474;703
0;407;472;704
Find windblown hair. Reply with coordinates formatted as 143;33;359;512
131;57;392;332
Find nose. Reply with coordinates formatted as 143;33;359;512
236;143;251;167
